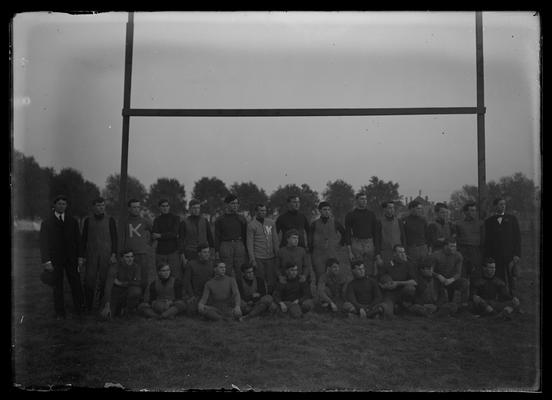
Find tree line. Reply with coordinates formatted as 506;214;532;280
12;150;540;224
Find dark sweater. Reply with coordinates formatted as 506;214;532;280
471;276;512;301
237;276;269;303
148;277;184;302
103;261;143;305
378;259;416;283
344;208;380;251
402;214;429;247
427;219;456;250
152;213;180;254
214;213;247;251
276;210;310;248
345;277;382;309
273;277;311;303
183;259;214;298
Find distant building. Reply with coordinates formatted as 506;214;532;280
401;190;434;220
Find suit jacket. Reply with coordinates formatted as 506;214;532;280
39;212;81;264
483;213;521;260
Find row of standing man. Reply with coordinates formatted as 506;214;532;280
39;192;521;320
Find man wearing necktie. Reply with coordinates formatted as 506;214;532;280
39;195;85;319
483;197;521;296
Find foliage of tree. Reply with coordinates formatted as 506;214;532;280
229;181;269;216
101;173;148;218
191;177;229;216
360;176;402;218
146;178;186;216
50;168;100;218
268;183;319;219
322;179;355;224
12;150;55;219
449;172;540;220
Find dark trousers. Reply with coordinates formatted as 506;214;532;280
52;259;84;316
219;240;247;279
83;253;112;312
110;285;143;316
458;245;482;279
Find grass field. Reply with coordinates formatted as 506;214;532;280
11;231;541;392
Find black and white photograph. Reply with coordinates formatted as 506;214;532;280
11;11;541;391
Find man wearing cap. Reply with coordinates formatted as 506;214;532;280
275;195;310;250
246;203;280;293
344;192;381;277
178;199;214;265
151;199;181;280
483;197;521;296
309;201;346;284
39;195;85;319
214;194;248;279
79;196;118;314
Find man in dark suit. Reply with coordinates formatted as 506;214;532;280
39;195;85;319
483;197;521;296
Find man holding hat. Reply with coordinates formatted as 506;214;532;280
214;194;248;279
309;201;346;284
39;194;85;320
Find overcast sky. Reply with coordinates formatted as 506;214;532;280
12;11;541;203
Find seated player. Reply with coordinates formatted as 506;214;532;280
138;261;186;319
317;258;349;313
377;244;417;315
182;243;214;316
430;239;470;307
237;263;275;320
273;263;315;318
408;257;458;318
197;260;242;321
100;249;144;320
343;260;389;319
277;229;314;285
471;258;520;318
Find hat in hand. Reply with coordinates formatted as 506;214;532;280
40;270;54;286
